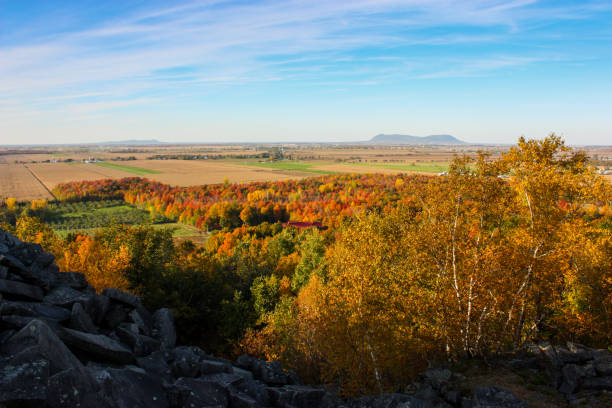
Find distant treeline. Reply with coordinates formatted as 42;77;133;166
0;149;52;155
147;152;282;160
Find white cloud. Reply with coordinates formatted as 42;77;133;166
1;0;599;101
0;0;610;144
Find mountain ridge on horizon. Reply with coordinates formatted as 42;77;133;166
368;134;466;145
100;139;165;145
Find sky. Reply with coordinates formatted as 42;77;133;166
0;0;611;145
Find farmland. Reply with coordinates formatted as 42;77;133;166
0;163;54;200
93;162;162;175
234;160;335;175
1;136;611;401
1;143;610;201
5;198;202;243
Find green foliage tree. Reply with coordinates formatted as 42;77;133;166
251;275;281;319
291;231;327;292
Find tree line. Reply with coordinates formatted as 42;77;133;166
2;135;611;397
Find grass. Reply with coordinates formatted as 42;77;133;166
60;204;135;218
93;161;161;175
48;199;156;231
233;159;447;174
233;160;334;175
347;161;450;173
55;222;206;243
48;199;208;245
151;223;203;237
55;228;98;238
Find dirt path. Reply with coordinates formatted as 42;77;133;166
24;164;57;200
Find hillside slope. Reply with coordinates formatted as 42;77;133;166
1;229;611;407
369;134;466;144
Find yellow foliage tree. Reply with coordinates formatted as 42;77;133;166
5;197;17;210
292;135;612;395
30;199;48;210
58;235;131;293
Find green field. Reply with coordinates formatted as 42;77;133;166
55;222;205;241
234;160;334;175
47;199;157;230
348;161;450;173
152;223;204;237
46;199;207;243
94;161;161;175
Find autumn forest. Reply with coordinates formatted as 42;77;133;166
1;136;611;396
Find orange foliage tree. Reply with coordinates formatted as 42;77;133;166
288;135;612;395
57;235;131;293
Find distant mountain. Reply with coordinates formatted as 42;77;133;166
100;139;165;146
369;134;466;145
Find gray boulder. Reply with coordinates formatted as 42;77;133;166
0;359;49;408
90;294;111;326
172;377;229;407
46;368;98;408
91;366;169;408
59;327;134;364
559;364;581;395
595;358;612;376
0;314;62;331
201;359;233;375
423;368;452;389
5;320;89;377
267;385;330;408
349;393;433;408
50;271;88;290
0;278;43;301
170;347;202;378
581;376;612;391
237;354;291;386
70;302;98;334
102;303;130;329
129;307;153;336
102;288;142;308
136;351;172;381
0;300;71;322
115;324;160;356
44;286;94;309
230;379;270;406
152;308;176;349
233;366;255;381
228;390;260;408
473;386;530;408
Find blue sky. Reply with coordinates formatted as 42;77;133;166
0;0;611;145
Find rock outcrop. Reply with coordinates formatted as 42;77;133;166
2;228;609;407
523;342;612;406
0;229;347;408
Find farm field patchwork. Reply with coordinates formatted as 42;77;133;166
93;161;162;175
346;161;449;173
314;163;411;175
27;162;135;192
232;160;335;174
124;160;314;186
0;164;53;201
2;144;610;201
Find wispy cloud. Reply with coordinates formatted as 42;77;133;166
0;1;609;120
